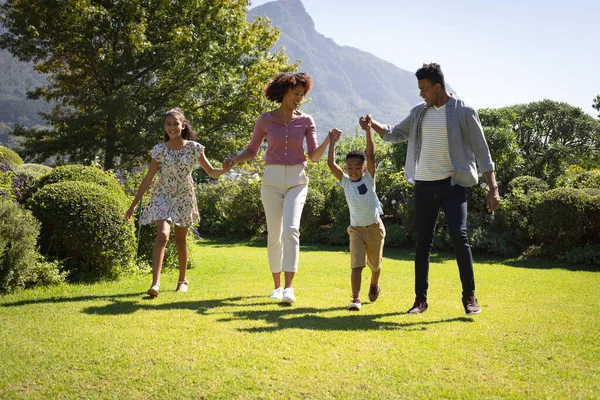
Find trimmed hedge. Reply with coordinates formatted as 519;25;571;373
38;164;124;195
28;181;136;280
531;188;600;265
0;146;23;168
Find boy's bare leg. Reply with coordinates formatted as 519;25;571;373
351;267;364;299
371;269;381;286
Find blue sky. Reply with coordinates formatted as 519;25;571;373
250;0;599;117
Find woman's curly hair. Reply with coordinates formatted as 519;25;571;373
264;72;313;103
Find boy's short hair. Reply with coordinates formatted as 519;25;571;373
346;150;366;163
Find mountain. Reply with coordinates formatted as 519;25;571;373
0;26;51;131
248;0;436;137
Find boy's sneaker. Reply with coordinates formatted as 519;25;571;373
462;295;481;315
348;298;361;311
368;284;380;302
147;284;160;297
407;297;428;314
282;287;296;303
176;280;188;293
269;287;283;300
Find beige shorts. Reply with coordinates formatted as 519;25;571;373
347;219;386;271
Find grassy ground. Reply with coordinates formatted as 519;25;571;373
0;239;598;399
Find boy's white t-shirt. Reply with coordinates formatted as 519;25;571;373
340;171;383;227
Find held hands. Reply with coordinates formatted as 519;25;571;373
223;158;235;170
359;114;372;131
328;128;342;143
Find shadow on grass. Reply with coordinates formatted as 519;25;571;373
79;295;474;332
0;292;142;308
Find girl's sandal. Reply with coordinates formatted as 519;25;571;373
176;280;188;293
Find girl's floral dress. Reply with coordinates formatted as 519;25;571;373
139;141;204;227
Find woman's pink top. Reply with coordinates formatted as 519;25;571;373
246;112;318;165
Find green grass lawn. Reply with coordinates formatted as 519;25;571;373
1;239;598;399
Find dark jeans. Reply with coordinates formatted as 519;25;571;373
413;177;475;299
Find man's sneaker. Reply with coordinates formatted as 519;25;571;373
407;297;428;314
147;284;160;297
348;298;361;311
269;287;283;300
368;284;381;302
462;295;481;315
282;287;296;303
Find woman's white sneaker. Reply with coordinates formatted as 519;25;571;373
270;287;284;300
282;288;296;303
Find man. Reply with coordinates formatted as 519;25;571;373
359;63;500;315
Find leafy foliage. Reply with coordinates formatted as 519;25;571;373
531;188;600;262
479;100;600;185
0;144;22;167
0;0;292;169
27;181;136;280
38;164;125;195
0;198;65;293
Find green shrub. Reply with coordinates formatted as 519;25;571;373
508;175;549;196
196;179;231;236
0;199;65;293
0;199;40;293
12;164;53;204
0;161;14;201
38;164;124;195
15;163;53;180
0;146;24;168
300;187;327;243
28;181;136;281
135;223;194;271
226;178;265;237
532;188;600;251
556;166;600;189
472;176;549;255
196;175;265;238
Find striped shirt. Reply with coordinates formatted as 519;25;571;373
340;171;381;227
415;104;454;181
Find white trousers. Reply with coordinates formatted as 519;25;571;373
261;164;309;273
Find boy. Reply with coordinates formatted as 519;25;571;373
327;123;386;311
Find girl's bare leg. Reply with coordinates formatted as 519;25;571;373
174;225;189;284
152;220;171;285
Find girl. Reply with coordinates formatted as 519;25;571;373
126;108;229;297
223;72;330;303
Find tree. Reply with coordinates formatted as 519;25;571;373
593;95;600;119
479;100;600;185
0;0;293;169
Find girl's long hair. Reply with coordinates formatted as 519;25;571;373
163;107;197;142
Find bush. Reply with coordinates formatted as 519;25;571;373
15;163;53;180
38;164;125;195
508;175;549;196
0;199;65;293
300;187;327;243
196;175;265;238
0;199;40;293
556;166;600;190
11;164;53;204
135;223;196;271
472;176;549;255
532;188;600;259
0;145;23;168
28;181;136;281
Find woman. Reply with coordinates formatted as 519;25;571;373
224;72;330;303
